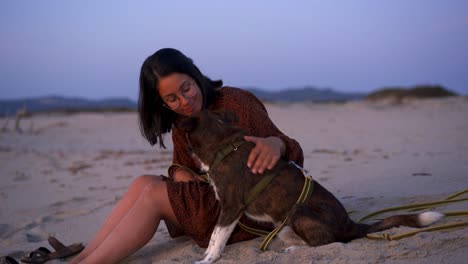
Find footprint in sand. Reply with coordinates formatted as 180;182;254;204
357;197;375;202
49;178;59;183
45;199;114;223
67;162;93;174
0;146;12;152
94;149;149;161
26;226;50;242
124;161;136;166
311;149;339;155
89;186;107;191
0;224;12;238
50;197;88;207
116;175;133;180
41;169;53;175
412;172;432;176
318;177;330;182
13;171;30;182
157;163;171;169
124;158;171;167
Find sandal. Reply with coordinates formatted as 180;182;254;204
20;247;50;264
21;236;84;263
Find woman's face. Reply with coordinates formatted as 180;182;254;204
158;73;203;116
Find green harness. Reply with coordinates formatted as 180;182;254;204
200;139;315;251
172;138;314;251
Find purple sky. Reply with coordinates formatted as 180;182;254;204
1;1;467;100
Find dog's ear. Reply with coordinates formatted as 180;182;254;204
214;110;238;124
175;116;197;132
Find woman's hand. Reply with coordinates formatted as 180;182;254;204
172;168;193;182
172;168;205;182
244;136;286;174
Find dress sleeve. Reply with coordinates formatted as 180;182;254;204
222;89;304;166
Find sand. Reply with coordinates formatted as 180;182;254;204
1;97;467;263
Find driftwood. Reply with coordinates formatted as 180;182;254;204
14;106;28;133
1;112;10;132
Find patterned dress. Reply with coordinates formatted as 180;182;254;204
165;86;304;247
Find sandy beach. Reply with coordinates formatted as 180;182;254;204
1;97;467;263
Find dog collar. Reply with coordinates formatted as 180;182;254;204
211;140;248;170
203;140;249;182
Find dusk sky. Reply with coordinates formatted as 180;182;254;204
1;1;467;100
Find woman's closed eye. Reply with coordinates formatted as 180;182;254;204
181;82;195;96
182;84;191;93
165;95;177;103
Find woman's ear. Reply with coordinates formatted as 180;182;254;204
175;116;197;132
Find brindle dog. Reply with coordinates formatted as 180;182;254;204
177;110;443;264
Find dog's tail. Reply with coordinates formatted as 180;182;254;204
363;211;444;234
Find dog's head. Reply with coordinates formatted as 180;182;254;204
176;109;243;152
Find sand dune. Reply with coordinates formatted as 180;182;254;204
1;97;467;263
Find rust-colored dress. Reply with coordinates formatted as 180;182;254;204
165;87;304;248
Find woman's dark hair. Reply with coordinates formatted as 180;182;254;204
138;48;223;148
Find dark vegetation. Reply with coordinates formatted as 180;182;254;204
0;96;137;116
365;85;457;101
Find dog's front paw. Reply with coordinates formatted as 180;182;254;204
193;254;220;264
193;259;213;264
283;245;308;253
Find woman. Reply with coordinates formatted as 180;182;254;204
70;48;303;263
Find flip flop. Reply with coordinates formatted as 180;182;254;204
20;247;50;264
46;236;84;259
20;237;84;264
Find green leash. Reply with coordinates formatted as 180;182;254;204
358;198;468;222
358;188;468;222
360;189;468;241
366;219;468;241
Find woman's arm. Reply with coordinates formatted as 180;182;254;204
169;126;203;181
220;88;304;173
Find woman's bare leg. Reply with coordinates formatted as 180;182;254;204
78;176;178;263
69;175;179;264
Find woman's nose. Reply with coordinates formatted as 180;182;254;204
179;95;190;106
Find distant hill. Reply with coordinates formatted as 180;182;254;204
365;85;458;102
245;87;365;102
0;87;365;115
0;96;137;116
